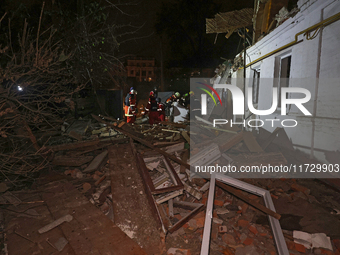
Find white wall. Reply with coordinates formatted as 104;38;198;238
230;0;340;162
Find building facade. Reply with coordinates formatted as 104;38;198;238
226;0;340;162
126;57;156;82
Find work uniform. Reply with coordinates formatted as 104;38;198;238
124;93;137;123
146;96;158;125
157;101;165;122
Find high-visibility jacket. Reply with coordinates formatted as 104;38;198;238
125;93;136;117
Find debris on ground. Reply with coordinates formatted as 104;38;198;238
1;114;340;255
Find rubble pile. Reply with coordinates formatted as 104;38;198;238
1;114;340;255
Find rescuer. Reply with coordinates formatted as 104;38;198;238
156;97;165;122
124;88;137;123
146;91;158;125
165;92;180;122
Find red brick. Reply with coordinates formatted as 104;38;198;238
193;211;205;219
286;240;295;250
259;232;267;237
202;197;207;205
211;224;219;239
320;248;335;255
214;200;224;207
195;217;205;228
291;183;310;195
248;225;258;235
239;202;248;214
237;219;249;228
243;237;253;246
294;243;306;253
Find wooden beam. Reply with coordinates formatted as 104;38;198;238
92;114;191;170
219;131;243;152
261;127;282;150
168;204;205;233
243;131;264;152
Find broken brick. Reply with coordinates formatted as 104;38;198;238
294;243;306;253
291;183;310;195
243;237;253;246
211;224;219;239
286;240;295;250
195;217;205;228
214;200;224;207
248;225;258;235
240;203;248;214
319;248;335;255
237;219;249;228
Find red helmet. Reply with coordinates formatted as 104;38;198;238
149;91;155;97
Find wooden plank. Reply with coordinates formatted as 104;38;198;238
180;150;189;174
168;204;205;233
51;155;93;166
162;142;185;154
219;132;243;152
83;150;108;173
243;131;264;152
158;121;187;128
181;131;195;146
42;181;148;255
183;182;202;200
215;180;281;220
46;139;100;152
155;190;183;204
92;114;191;170
261;127;282;150
168;199;174;218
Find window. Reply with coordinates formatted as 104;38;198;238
148;71;152;75
130;70;134;75
252;69;260;104
274;53;292;108
142;70;146;76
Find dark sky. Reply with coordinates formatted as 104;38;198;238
1;0;255;67
118;0;255;67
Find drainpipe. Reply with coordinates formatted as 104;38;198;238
310;9;324;159
243;27;247;130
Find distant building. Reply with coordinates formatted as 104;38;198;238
126;57;156;82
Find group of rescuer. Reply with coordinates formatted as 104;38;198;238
124;86;194;125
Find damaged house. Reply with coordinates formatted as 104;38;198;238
208;0;340;164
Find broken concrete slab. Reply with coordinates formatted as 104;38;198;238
38;214;73;234
83;150;108;173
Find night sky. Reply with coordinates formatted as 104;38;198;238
118;0;255;68
1;0;255;68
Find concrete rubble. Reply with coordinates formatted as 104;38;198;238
1;114;340;255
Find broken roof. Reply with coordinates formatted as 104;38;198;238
206;8;254;38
